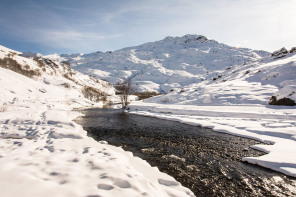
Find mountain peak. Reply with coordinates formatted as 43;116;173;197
63;34;270;93
161;34;209;44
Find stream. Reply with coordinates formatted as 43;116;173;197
74;107;296;197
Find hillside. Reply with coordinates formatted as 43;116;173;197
60;35;270;93
144;48;296;106
0;45;115;105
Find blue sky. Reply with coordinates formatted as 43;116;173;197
0;0;295;55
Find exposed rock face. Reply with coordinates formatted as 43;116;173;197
269;96;296;106
271;47;288;58
290;47;296;54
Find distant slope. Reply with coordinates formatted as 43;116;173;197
0;45;115;105
60;35;270;93
146;51;296;105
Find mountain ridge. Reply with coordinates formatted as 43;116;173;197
58;34;271;93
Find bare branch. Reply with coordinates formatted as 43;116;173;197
115;78;134;109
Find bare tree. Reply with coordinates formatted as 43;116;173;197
115;78;134;109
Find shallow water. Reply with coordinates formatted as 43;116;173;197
74;107;296;196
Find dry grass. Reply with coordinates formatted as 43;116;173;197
134;91;161;100
0;57;41;78
82;86;107;102
63;83;71;89
0;103;7;112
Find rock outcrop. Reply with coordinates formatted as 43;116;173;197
271;47;288;58
290;47;296;54
269;96;295;106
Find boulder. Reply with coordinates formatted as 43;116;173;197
290;47;296;53
271;47;288;58
269;96;295;106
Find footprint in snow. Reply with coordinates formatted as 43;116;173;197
86;195;102;197
13;141;22;146
99;174;131;189
158;179;179;186
83;147;90;154
113;178;131;188
97;179;131;190
88;161;101;170
97;184;114;190
44;145;54;152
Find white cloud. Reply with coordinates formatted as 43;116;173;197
28;29;122;52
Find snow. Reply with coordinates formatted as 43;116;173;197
0;46;194;197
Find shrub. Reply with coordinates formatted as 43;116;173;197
63;74;79;84
63;83;71;88
33;57;45;68
115;78;135;108
0;103;7;112
134;91;160;100
82;86;106;102
61;61;70;66
43;58;59;68
61;61;73;76
24;65;30;70
0;57;41;78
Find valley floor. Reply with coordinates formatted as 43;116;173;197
129;101;296;178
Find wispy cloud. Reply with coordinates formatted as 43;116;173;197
30;29;122;51
1;0;296;54
0;1;123;53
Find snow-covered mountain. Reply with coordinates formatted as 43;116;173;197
60;34;270;93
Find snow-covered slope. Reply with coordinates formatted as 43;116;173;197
0;45;115;104
144;50;296;105
0;45;194;197
61;35;270;93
